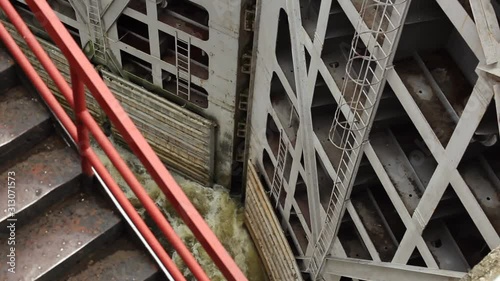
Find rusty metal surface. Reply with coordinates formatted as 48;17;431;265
0;135;81;226
351;190;398;262
460;158;500;233
396;56;457;146
0;191;123;281
64;238;159;281
0;86;51;162
2;21;107;127
0;47;17;92
0;22;160;281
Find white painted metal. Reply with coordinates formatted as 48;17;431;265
496;83;500;136
288;0;324;243
271;130;289;207
434;0;485;62
308;0;412;278
25;0;249;187
248;0;500;279
323;257;465;281
470;0;500;65
88;0;106;59
392;76;499;263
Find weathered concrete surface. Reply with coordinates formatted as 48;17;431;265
461;246;500;281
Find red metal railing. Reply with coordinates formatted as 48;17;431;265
0;0;248;280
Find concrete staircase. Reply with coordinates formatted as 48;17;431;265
0;47;162;280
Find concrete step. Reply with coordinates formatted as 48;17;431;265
0;47;163;281
0;135;82;229
63;237;160;281
0;191;123;281
0;47;18;92
0;86;52;165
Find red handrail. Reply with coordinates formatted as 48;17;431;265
0;1;248;280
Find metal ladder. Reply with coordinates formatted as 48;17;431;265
307;0;411;278
175;32;191;100
271;130;288;208
88;0;106;59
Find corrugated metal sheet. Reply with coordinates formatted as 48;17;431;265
2;20;106;126
101;70;215;185
245;162;303;281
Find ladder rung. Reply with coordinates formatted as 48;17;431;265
177;80;189;87
177;53;189;60
178;65;189;72
178;83;189;91
178;74;190;81
177;60;189;67
274;177;282;185
177;76;189;83
177;85;189;93
177;68;189;75
278;151;286;159
177;45;189;52
178;70;189;78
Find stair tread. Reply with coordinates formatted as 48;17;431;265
0;191;122;281
0;86;52;161
0;48;18;91
0;135;81;224
65;238;159;281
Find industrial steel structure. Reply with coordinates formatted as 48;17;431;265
247;0;500;280
0;0;248;279
4;0;254;188
3;0;500;279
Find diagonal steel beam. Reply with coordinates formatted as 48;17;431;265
67;0;88;24
470;0;500;65
392;76;499;263
323;257;465;281
286;0;323;242
434;0;485;62
101;0;130;32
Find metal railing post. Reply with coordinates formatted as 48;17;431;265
71;70;93;177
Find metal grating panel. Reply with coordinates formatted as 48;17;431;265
245;162;303;281
101;70;215;185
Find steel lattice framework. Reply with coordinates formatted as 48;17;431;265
248;0;500;280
